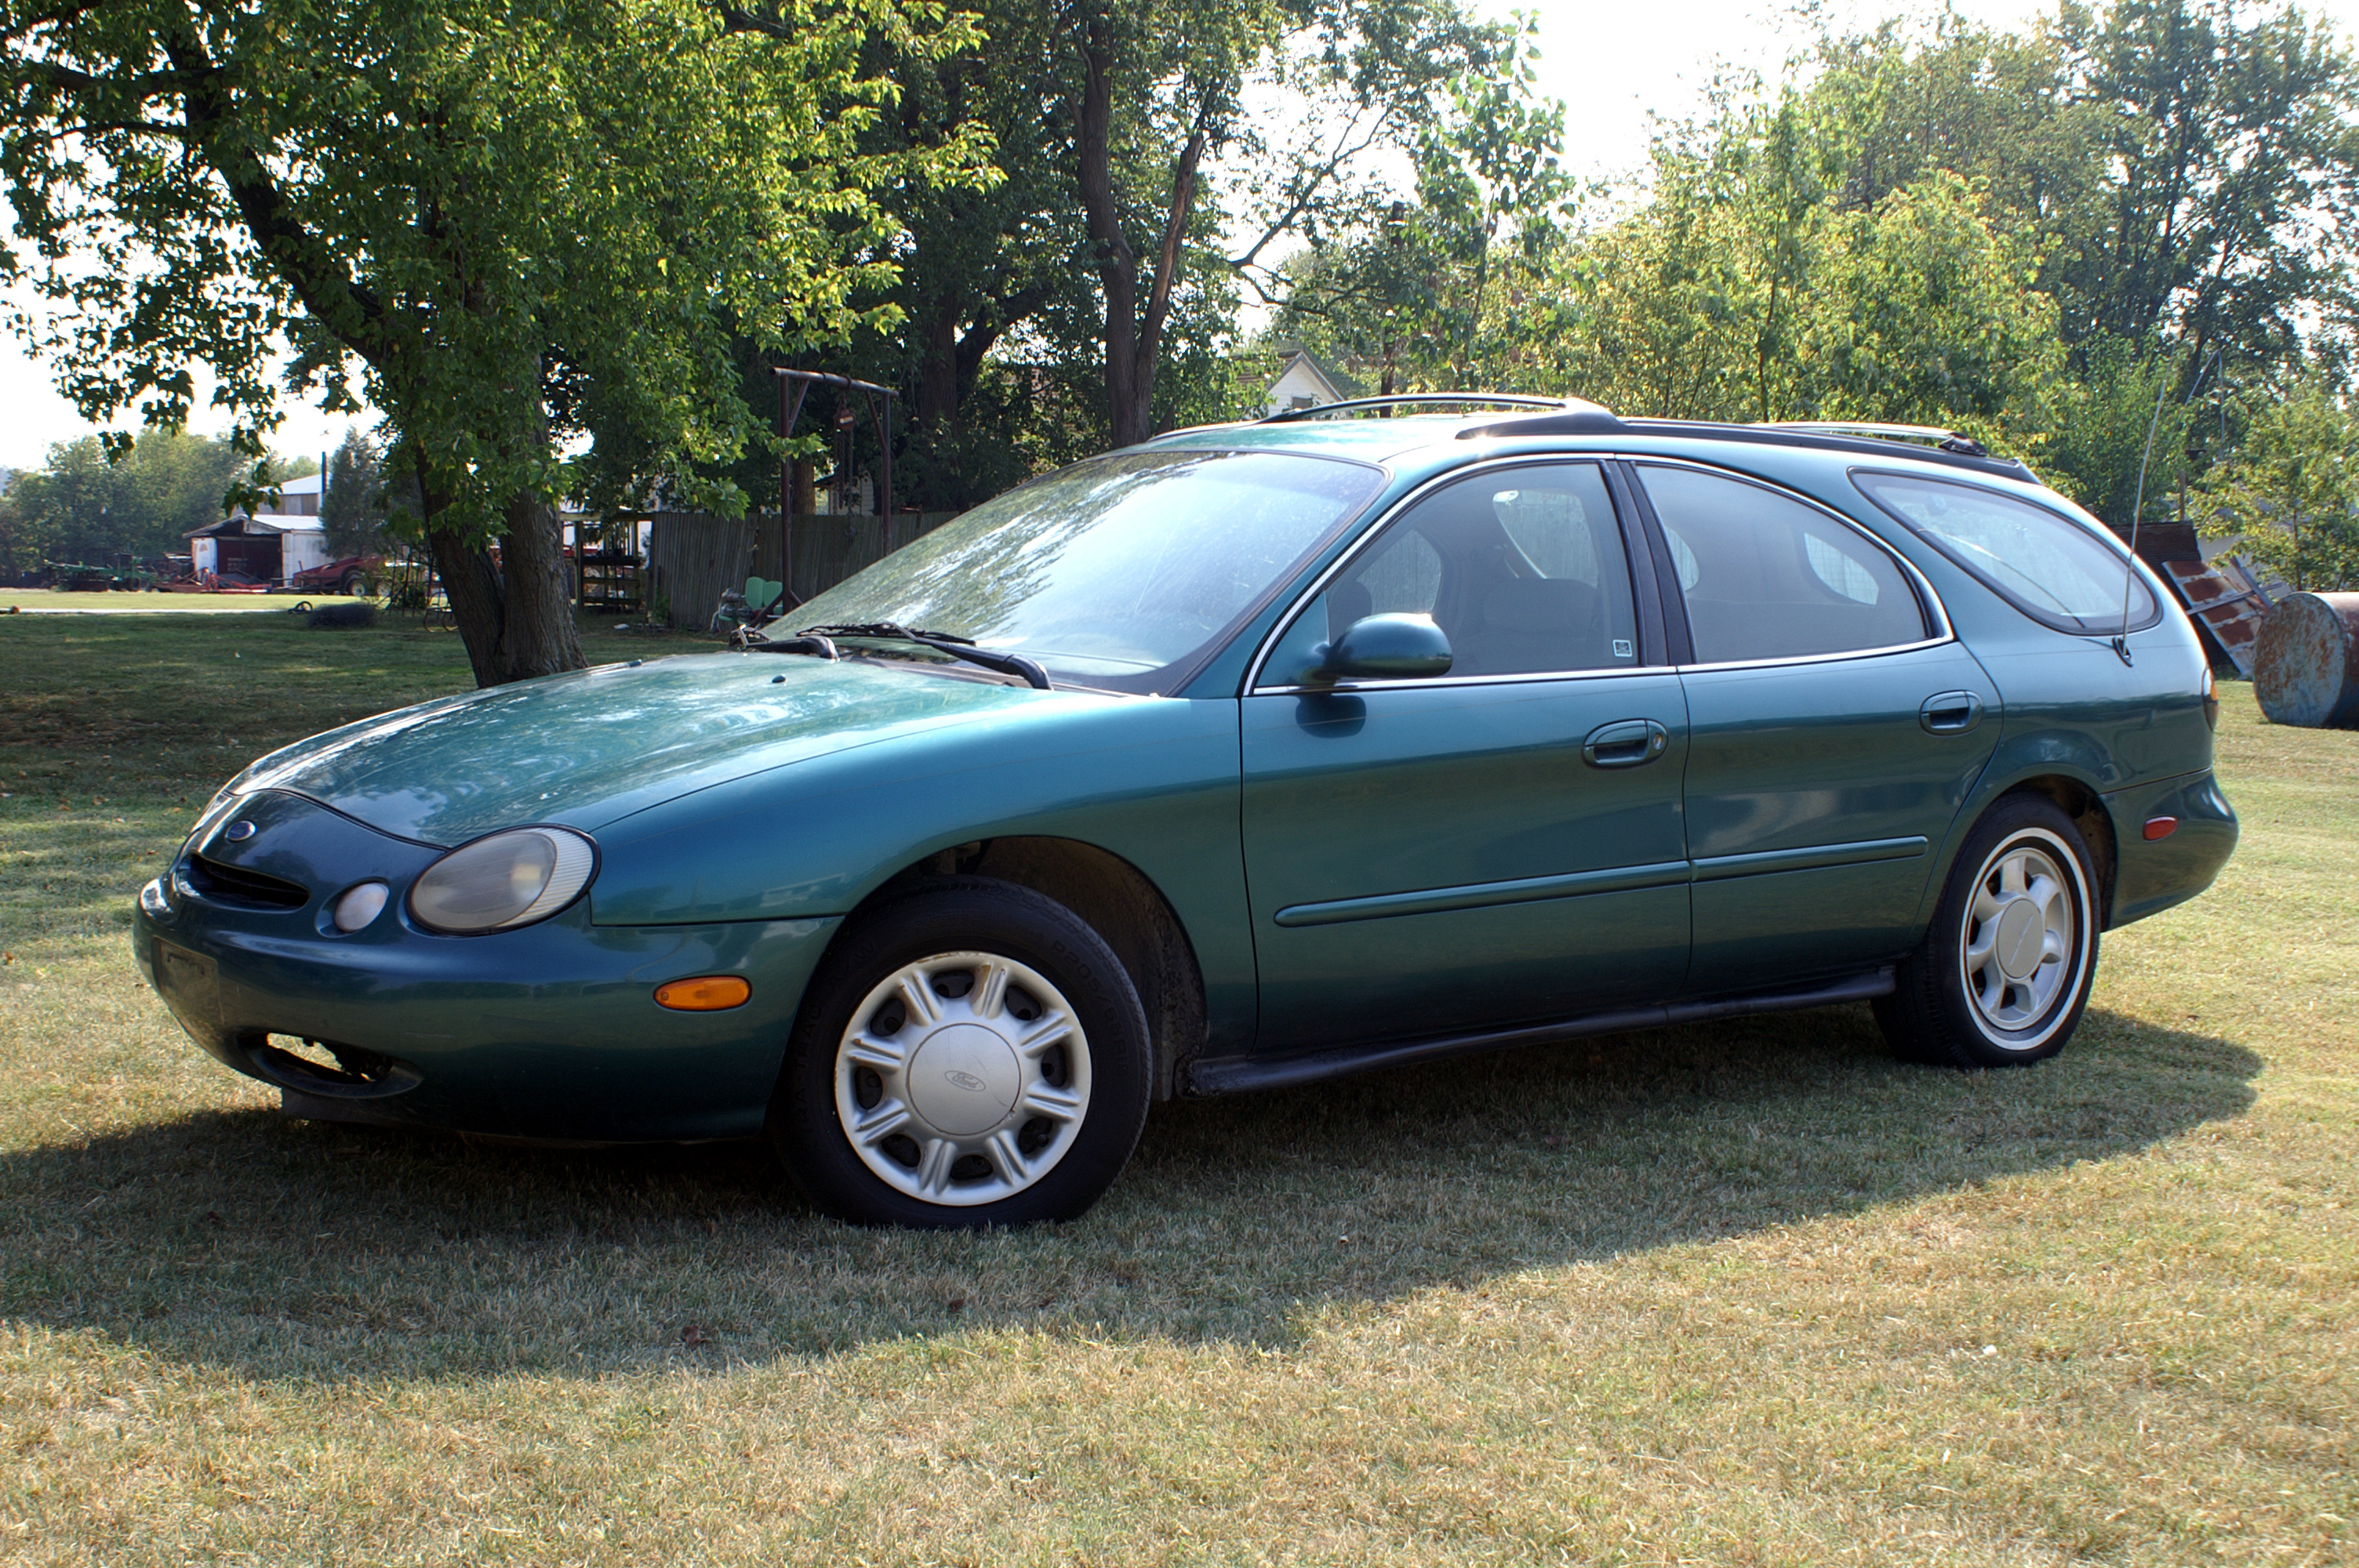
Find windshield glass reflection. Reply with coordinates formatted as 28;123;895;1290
791;450;1385;690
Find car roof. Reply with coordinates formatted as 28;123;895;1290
1146;397;2041;486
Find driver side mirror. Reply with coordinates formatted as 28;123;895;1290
1313;612;1453;682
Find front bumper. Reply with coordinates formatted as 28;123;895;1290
2103;768;2238;929
132;790;841;1142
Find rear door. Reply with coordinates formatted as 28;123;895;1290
1240;461;1691;1053
1627;461;2001;994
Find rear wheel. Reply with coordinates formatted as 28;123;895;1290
768;877;1151;1227
1876;794;2099;1069
339;570;363;596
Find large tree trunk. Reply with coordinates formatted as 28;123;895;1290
423;482;586;688
1076;19;1147;447
427;523;510;690
914;288;964;430
495;490;584;679
1075;16;1214;449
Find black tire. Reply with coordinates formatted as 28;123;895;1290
767;877;1152;1228
1876;793;2101;1069
340;571;363;596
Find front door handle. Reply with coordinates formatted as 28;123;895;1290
1583;718;1670;768
1919;691;1985;735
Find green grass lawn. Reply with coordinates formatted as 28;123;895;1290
1;610;2351;1565
1;587;300;615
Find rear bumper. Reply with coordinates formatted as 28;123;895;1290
2103;768;2237;929
130;800;841;1142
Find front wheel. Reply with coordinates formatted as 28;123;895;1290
768;877;1151;1227
1876;794;2100;1069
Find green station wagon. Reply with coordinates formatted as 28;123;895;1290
133;396;2237;1226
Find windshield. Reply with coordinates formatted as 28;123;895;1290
791;449;1386;690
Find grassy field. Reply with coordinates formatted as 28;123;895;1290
1;609;2351;1566
0;588;302;615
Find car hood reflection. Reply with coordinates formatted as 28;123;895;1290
231;655;1060;845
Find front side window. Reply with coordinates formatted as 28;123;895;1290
1852;470;2159;634
791;449;1385;691
1637;465;1929;664
1258;462;1641;687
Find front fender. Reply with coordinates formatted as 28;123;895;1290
590;695;1254;1052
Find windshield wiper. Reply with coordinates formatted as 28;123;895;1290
796;622;1052;691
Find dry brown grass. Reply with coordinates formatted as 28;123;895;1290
1;610;2351;1565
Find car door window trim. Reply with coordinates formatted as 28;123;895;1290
1245;456;1663;695
1623;456;1957;671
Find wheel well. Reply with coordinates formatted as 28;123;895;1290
856;837;1208;1100
2003;775;2117;927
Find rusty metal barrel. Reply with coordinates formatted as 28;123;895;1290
2254;591;2359;728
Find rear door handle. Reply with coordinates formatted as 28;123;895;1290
1583;718;1670;768
1919;691;1985;735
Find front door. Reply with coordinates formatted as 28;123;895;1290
1241;461;1692;1054
1628;461;2002;994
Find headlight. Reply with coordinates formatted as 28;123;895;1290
409;827;598;934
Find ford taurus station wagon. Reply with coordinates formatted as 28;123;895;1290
133;395;2237;1226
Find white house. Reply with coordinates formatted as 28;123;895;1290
1260;347;1362;418
186;472;330;583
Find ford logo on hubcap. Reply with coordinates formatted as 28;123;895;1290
943;1069;987;1092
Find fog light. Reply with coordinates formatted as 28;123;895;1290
331;881;390;932
654;975;751;1011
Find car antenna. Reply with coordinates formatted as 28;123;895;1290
2114;347;2219;666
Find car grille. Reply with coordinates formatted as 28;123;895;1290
184;853;310;910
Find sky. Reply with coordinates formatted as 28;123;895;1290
5;0;2358;472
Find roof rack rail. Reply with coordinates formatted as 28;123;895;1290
1760;420;1990;458
1261;393;1590;423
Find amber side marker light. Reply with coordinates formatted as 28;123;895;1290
655;975;751;1011
2144;817;2179;840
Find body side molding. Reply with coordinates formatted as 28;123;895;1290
1187;967;1896;1095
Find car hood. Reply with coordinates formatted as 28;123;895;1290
228;653;1060;845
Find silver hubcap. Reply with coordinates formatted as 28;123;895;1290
1961;835;2079;1037
834;951;1091;1207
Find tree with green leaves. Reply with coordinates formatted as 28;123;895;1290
1071;0;1514;445
1513;107;2062;437
4;428;257;566
2194;379;2359;591
1809;0;2359;385
319;427;387;561
1273;17;1569;398
3;0;983;684
2048;0;2359;383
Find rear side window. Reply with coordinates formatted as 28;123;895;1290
1636;465;1929;664
1852;470;2158;634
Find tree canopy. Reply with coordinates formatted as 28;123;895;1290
0;428;280;574
3;0;986;681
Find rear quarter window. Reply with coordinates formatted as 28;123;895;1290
1852;470;2158;634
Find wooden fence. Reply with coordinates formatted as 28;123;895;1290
642;510;958;630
